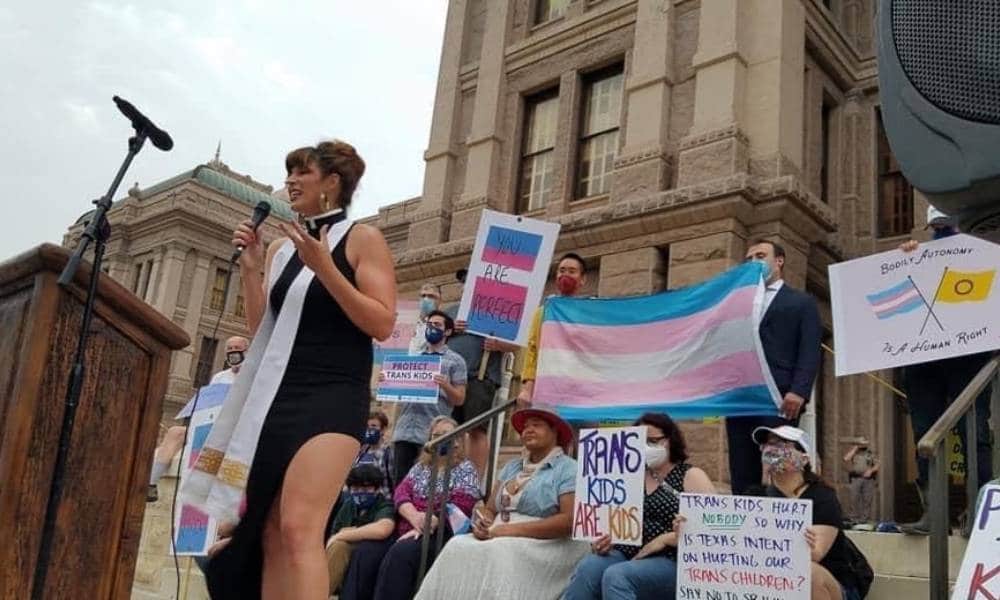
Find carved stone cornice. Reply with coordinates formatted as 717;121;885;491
613;147;674;170
408;208;452;224
678;125;749;151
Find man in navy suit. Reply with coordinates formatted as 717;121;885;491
726;239;823;494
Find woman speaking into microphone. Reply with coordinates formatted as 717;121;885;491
182;140;396;599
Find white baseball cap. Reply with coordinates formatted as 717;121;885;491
752;425;811;454
926;206;956;228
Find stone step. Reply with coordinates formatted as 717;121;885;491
847;530;968;599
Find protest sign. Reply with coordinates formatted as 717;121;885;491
173;406;221;555
376;354;442;404
175;383;230;420
952;484;1000;600
677;493;812;600
829;234;1000;376
372;299;421;389
457;210;560;346
571;427;646;546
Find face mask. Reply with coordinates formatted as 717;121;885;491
645;444;668;469
226;351;245;367
761;443;808;475
350;491;379;510
419;297;436;316
556;275;580;296
753;259;772;281
425;325;445;345
932;226;957;240
362;427;381;446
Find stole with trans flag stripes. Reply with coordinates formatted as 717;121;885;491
533;262;781;423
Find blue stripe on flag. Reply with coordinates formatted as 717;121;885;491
865;279;914;304
381;355;442;366
546;262;764;326
377;387;439;398
875;297;924;319
551;385;779;423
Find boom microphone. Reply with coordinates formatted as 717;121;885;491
231;201;272;263
112;96;174;151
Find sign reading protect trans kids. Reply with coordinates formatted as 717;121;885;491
457;210;560;346
829;234;1000;376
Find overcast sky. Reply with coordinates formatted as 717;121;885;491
0;1;448;261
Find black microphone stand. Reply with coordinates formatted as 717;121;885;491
32;128;150;599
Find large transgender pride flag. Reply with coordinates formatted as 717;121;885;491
533;262;781;422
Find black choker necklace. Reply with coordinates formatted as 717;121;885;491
302;208;346;239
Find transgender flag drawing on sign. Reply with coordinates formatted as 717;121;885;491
533;262;781;422
865;278;924;320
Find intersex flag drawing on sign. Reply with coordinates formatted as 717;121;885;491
533;262;781;422
937;269;996;303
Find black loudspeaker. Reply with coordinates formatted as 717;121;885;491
877;0;1000;238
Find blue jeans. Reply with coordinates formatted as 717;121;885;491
563;550;677;600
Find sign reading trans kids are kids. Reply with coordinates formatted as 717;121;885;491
677;493;813;600
829;234;1000;376
572;427;646;546
457;210;560;346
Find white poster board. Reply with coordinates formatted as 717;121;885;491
677;493;812;600
571;427;646;546
952;484;1000;599
456;209;560;346
173;404;221;556
829;234;1000;376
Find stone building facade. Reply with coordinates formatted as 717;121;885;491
63;156;294;414
360;0;928;519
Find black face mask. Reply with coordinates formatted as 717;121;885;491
226;351;245;367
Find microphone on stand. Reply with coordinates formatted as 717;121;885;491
231;201;273;263
112;96;174;151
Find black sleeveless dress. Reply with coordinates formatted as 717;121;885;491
205;211;372;599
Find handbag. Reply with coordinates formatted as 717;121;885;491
842;534;874;598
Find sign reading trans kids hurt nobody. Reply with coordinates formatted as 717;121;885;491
829;234;1000;376
572;427;646;546
457;210;560;346
677;493;812;600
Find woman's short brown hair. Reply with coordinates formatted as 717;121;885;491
285;139;366;209
633;412;689;463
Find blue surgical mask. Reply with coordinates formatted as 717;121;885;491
753;259;772;281
362;427;381;446
425;325;445;345
419;297;436;316
351;491;379;510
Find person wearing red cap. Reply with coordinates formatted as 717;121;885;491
414;406;588;600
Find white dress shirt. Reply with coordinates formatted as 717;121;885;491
763;279;785;315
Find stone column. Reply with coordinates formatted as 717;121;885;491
408;0;470;250
144;249;164;304
153;244;186;317
451;0;511;239
170;253;211;384
597;248;666;298
611;0;675;203
547;70;582;218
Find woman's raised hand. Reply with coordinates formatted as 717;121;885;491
232;220;264;271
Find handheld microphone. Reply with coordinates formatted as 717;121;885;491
112;96;174;151
231;201;273;263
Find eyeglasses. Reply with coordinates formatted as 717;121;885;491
647;435;667;445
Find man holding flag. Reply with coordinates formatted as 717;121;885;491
897;207;995;535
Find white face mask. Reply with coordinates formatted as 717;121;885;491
645;444;668;469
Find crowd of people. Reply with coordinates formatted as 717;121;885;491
159;138;993;600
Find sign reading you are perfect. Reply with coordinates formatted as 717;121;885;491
457;209;560;346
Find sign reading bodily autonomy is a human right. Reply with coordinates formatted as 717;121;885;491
829;234;1000;376
677;493;812;600
457;210;560;346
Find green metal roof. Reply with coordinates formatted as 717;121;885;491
74;163;293;224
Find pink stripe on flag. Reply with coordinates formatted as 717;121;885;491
540;287;756;355
535;351;765;406
482;247;536;271
872;288;920;313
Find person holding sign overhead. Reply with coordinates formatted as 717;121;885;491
517;253;589;407
755;426;870;600
389;310;468;486
414;406;587;600
563;413;715;600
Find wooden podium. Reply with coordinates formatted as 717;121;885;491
0;244;189;599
